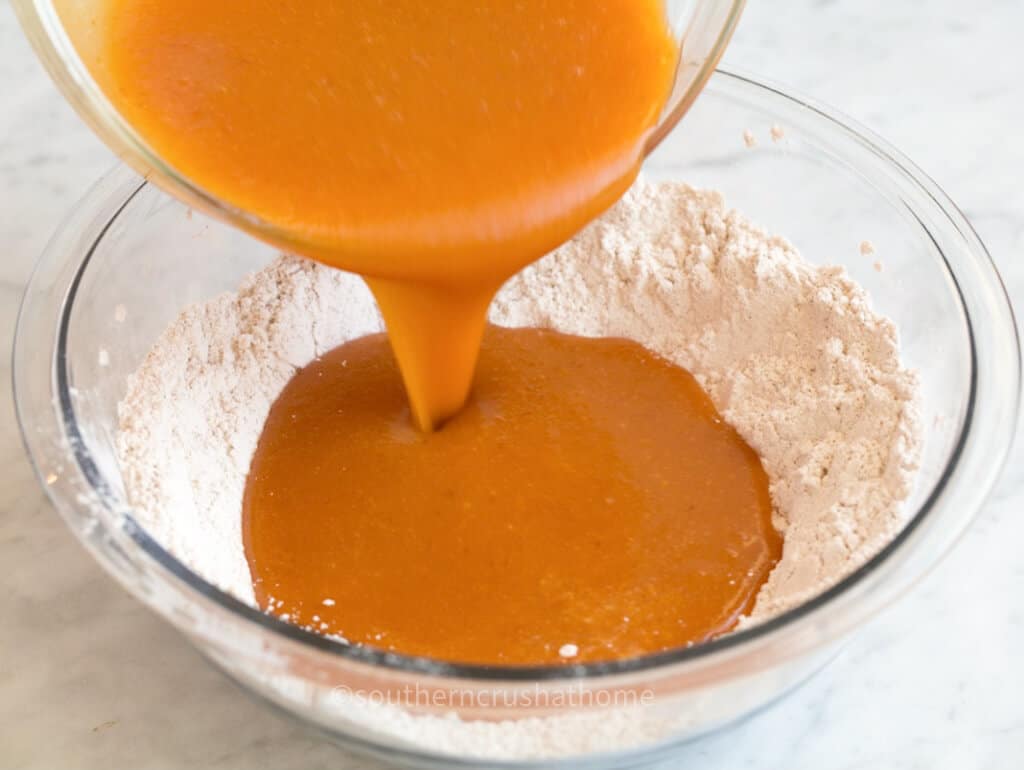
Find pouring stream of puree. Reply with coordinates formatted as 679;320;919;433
97;0;679;429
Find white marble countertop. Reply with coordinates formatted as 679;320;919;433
2;0;1022;767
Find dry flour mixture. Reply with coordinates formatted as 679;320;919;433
116;180;921;757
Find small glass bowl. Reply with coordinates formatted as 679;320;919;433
13;71;1019;768
13;0;745;260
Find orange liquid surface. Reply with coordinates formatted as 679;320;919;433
100;0;679;428
243;327;781;665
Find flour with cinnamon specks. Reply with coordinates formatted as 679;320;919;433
117;180;921;759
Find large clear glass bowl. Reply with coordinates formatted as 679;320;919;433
13;71;1020;768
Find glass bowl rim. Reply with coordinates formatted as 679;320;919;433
14;69;1020;684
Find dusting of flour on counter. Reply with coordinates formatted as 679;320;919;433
117;181;921;758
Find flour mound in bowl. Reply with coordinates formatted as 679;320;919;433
117;180;921;624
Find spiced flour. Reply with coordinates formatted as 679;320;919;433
118;180;921;623
117;179;921;618
116;180;921;757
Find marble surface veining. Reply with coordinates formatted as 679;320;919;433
1;0;1022;767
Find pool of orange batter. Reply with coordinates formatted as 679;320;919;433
243;327;781;665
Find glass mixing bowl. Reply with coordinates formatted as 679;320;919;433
13;0;746;261
13;71;1020;768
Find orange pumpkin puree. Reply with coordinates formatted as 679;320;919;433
100;0;679;429
243;327;781;665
